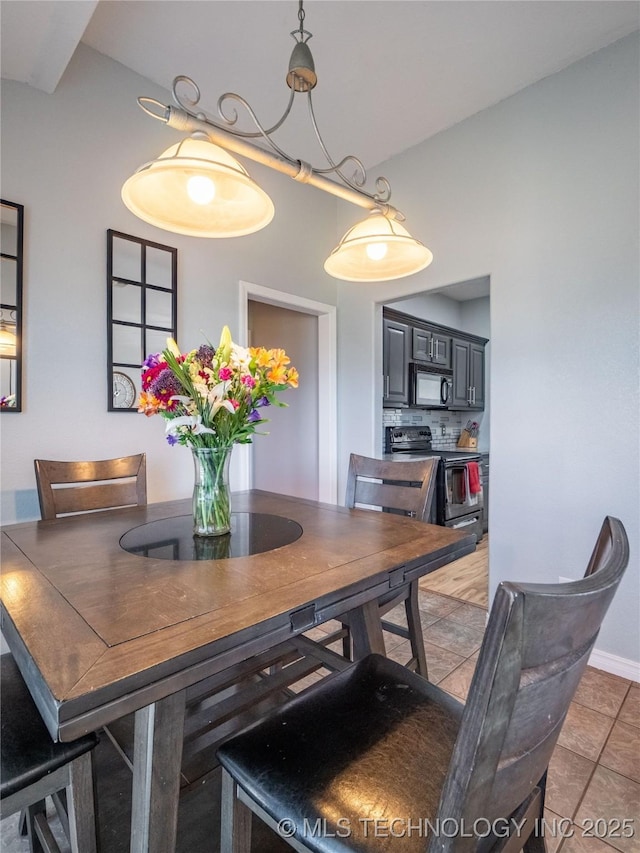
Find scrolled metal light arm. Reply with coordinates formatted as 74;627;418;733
137;81;402;222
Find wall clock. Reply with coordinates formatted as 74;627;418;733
112;372;137;409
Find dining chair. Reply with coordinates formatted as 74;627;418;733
0;654;99;853
342;452;439;677
34;453;147;519
217;516;629;853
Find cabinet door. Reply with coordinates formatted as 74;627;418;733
412;327;450;366
383;319;410;405
450;339;471;408
432;334;451;367
469;343;485;409
412;327;431;362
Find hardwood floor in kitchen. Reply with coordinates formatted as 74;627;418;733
419;532;489;607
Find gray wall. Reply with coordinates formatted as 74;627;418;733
0;44;337;523
1;34;637;669
248;300;319;500
337;34;639;667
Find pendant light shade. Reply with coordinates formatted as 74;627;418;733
0;327;17;358
324;211;433;282
121;137;275;238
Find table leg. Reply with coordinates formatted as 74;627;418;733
130;689;186;853
345;599;386;659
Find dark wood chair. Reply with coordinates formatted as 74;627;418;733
342;453;439;676
34;453;147;519
217;516;629;853
0;654;99;853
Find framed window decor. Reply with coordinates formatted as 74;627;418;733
107;230;177;411
0;199;24;412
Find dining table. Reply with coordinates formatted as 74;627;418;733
0;489;476;852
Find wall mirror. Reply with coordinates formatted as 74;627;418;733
0;200;24;412
107;230;177;411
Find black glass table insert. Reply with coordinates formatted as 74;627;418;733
120;512;303;561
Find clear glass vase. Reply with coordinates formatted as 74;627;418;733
191;447;232;537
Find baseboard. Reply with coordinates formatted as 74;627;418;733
589;648;640;682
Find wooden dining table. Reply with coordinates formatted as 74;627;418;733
0;489;475;852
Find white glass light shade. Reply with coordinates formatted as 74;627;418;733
121;137;275;238
0;327;17;358
324;211;433;282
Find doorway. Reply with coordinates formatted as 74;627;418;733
238;281;337;504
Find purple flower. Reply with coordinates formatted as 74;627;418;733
143;352;162;369
166;433;179;446
248;409;262;422
255;396;270;408
196;345;215;367
150;369;182;399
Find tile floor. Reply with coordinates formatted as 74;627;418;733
1;589;638;851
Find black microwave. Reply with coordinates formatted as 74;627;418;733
411;365;452;408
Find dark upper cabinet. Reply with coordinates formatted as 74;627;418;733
383;318;410;406
469;342;485;409
450;338;485;409
383;307;487;411
412;327;450;367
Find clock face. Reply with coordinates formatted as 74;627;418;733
112;372;137;409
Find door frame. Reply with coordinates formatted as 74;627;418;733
237;280;338;504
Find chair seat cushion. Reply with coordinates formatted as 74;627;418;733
0;654;98;800
217;653;464;853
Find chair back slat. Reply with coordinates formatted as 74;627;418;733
432;516;629;853
50;481;143;517
345;453;438;521
34;455;147;519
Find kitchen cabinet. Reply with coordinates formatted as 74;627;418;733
383;317;410;406
382;307;487;411
412;327;450;367
451;338;485;409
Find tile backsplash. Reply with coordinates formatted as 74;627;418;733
382;409;483;452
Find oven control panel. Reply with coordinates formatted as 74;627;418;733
386;425;433;452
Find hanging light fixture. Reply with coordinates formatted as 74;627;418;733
122;135;274;238
122;0;432;281
325;211;433;282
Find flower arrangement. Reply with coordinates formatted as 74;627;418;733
138;326;298;537
138;325;298;449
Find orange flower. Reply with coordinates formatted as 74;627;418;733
269;348;291;368
137;391;163;416
249;347;272;368
267;364;287;385
286;367;299;388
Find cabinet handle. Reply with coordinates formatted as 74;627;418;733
428;339;434;358
385;376;390;397
472;386;476;405
467;386;472;405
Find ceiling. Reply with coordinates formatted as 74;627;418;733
2;1;638;171
1;1;637;301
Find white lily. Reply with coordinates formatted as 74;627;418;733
208;382;236;415
166;415;215;435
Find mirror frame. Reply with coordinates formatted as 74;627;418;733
107;229;177;412
0;199;24;413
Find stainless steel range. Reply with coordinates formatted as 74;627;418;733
385;426;484;542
